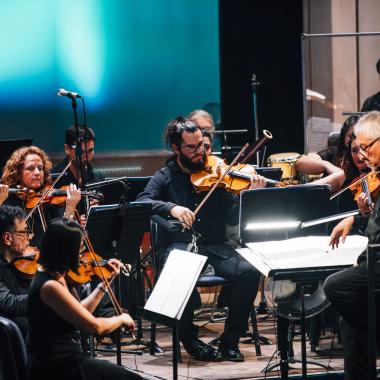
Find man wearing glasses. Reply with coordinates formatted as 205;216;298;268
324;111;380;379
0;205;33;339
138;116;266;362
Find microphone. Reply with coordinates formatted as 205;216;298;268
57;88;82;99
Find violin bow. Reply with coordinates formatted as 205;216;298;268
24;159;74;223
193;143;249;216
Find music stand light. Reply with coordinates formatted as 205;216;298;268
239;185;332;378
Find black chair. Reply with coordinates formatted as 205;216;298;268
148;216;263;357
0;316;29;380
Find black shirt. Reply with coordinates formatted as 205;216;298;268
0;255;29;318
28;271;82;359
361;91;380;112
354;191;380;263
136;159;239;245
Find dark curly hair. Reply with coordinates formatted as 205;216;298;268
164;116;201;149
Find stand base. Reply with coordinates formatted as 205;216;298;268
122;337;164;354
262;355;331;373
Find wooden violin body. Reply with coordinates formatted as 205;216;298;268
191;155;284;194
24;185;103;209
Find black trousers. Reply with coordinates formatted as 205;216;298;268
324;262;380;380
161;243;260;345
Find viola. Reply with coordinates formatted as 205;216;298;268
191;155;285;194
66;251;131;285
25;185;103;209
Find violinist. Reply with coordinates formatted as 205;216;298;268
295;116;358;193
0;205;32;339
1;145;81;246
28;218;140;380
324;111;380;379
137;116;265;362
52;124;105;189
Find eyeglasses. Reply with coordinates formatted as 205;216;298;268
204;143;211;150
181;141;205;154
12;229;33;237
358;137;380;155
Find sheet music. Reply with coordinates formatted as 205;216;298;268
238;235;368;277
144;249;207;320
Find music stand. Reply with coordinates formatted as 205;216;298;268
0;138;33;175
239;185;331;378
85;176;151;204
239;185;331;244
86;202;153;359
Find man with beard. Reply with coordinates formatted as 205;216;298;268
52;124;105;213
137;116;265;362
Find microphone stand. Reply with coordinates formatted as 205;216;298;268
251;74;260;165
71;97;84;188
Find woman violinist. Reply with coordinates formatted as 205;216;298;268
28;218;140;380
1;146;81;246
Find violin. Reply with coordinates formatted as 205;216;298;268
66;250;131;285
11;247;130;283
330;170;380;201
24;185;103;209
349;171;380;201
11;247;40;279
191;155;285;194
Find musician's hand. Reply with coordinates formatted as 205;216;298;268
65;184;81;214
0;184;9;206
329;216;354;249
357;193;373;216
119;313;135;332
249;174;267;190
107;258;122;280
79;214;86;226
89;198;99;207
170;206;195;229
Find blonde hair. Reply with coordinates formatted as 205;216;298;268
354;111;380;139
1;146;52;187
188;109;215;131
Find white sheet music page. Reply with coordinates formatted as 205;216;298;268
238;235;368;277
144;249;207;320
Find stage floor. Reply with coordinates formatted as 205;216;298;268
96;312;348;379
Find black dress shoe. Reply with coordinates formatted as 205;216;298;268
182;338;223;361
218;340;245;362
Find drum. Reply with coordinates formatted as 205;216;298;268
267;152;300;180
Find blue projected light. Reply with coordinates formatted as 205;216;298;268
0;0;105;107
55;0;105;104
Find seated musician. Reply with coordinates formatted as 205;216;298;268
188;109;215;131
52;124;105;189
296;116;358;193
28;218;141;380
1;145;81;246
324;111;380;379
0;205;32;338
137;116;265;362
